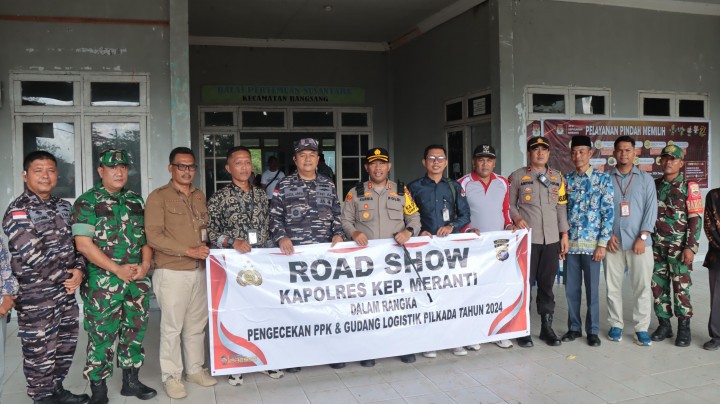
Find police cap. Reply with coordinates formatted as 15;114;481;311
366;148;390;163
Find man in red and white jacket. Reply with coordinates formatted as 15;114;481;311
458;144;514;349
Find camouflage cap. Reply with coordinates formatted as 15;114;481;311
294;138;319;153
660;144;684;160
98;149;130;166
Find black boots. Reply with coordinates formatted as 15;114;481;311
651;317;673;341
53;382;90;404
516;335;534;347
120;367;157;400
88;380;108;404
675;318;691;347
539;314;562;346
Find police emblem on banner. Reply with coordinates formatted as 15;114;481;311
494;239;510;261
236;261;263;287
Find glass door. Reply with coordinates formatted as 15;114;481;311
446;128;467;180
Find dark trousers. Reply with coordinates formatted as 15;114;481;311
564;254;601;334
709;269;720;341
530;242;560;315
18;295;79;400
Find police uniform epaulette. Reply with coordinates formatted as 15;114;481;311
355;182;365;196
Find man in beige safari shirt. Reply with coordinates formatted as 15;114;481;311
145;147;217;399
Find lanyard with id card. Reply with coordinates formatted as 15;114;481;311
615;173;635;217
247;229;259;246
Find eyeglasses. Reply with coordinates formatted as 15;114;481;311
172;163;198;172
425;156;447;163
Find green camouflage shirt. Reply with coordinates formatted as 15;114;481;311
653;174;702;253
72;183;146;270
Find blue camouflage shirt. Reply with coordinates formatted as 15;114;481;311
565;167;615;254
269;173;344;245
0;242;19;304
3;190;84;309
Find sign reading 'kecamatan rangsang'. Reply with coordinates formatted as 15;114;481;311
201;85;366;105
540;119;710;187
206;231;531;375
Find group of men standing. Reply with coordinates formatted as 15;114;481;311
0;132;718;404
1;149;158;404
508;134;712;352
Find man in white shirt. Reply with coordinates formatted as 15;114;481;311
458;144;514;349
260;156;285;200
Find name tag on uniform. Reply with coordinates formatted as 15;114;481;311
248;229;258;245
200;225;208;243
442;207;450;222
620;201;630;217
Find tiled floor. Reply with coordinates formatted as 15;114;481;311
2;266;720;403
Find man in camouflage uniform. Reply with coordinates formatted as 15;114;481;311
72;149;156;403
0;225;19;403
342;147;421;365
651;145;702;347
207;145;284;386
270;138;344;373
2;151;88;404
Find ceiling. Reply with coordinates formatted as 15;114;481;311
188;0;473;44
188;0;720;48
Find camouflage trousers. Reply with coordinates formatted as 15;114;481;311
17;293;79;400
82;278;150;381
652;246;693;319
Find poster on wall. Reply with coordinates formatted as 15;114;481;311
539;119;710;188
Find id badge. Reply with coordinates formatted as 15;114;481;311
442;207;450;222
620;201;631;217
199;225;208;243
248;229;258;245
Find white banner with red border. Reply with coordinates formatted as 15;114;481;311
206;230;531;375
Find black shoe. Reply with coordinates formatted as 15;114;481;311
88;380;108;404
587;334;601;347
120;367;157;400
359;359;375;367
399;354;416;363
33;397;56;404
286;367;302;373
329;363;346;369
675;318;691;347
516;336;534;348
539;314;561;346
703;339;720;351
54;381;90;404
651;317;673;341
561;331;582;342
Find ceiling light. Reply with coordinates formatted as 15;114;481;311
324;5;333;12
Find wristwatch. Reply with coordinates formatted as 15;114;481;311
226;237;236;248
639;234;648;241
406;227;414;235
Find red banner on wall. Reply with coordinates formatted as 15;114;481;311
539;119;710;187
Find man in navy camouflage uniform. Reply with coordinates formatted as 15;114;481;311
651;145;702;347
269;138;344;373
2;151;89;404
72;149;156;403
0;234;19;402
